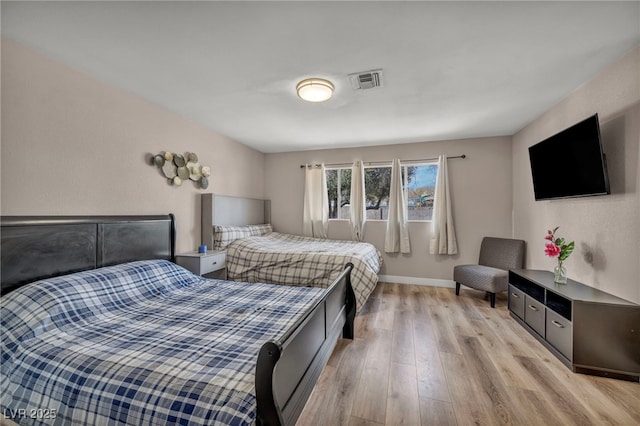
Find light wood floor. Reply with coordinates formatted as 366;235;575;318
297;282;640;425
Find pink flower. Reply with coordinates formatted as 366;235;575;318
544;234;553;241
544;243;561;257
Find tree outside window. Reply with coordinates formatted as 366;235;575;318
326;168;351;219
364;167;392;220
326;162;437;221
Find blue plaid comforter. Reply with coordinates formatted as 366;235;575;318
1;260;325;425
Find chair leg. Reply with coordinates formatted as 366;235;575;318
455;282;460;296
489;292;496;308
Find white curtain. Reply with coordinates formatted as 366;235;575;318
349;160;366;241
385;159;410;253
303;164;329;238
430;155;458;255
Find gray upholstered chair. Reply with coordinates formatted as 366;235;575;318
453;237;526;308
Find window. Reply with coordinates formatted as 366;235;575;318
326;168;351;219
405;164;438;221
326;162;438;221
364;167;391;220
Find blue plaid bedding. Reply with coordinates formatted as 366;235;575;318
1;260;325;425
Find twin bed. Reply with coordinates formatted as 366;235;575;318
201;194;382;311
1;215;356;425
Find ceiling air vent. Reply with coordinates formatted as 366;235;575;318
349;69;384;90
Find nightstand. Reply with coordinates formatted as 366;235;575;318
175;250;227;280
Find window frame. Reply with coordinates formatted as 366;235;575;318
403;161;438;223
325;161;438;222
325;166;351;220
362;165;391;222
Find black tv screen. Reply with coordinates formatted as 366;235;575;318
528;114;610;201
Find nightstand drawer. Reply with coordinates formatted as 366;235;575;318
175;251;226;276
200;252;226;275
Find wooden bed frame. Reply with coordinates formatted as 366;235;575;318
0;215;356;426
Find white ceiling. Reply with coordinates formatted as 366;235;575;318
2;1;639;153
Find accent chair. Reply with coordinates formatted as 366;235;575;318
453;237;526;308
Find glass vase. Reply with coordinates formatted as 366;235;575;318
554;261;567;284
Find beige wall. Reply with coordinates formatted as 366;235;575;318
265;137;513;282
512;46;640;303
1;38;265;253
5;36;636;302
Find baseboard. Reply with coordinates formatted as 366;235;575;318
377;274;456;288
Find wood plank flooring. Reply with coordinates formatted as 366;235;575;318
297;282;640;425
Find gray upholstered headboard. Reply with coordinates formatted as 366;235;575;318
1;215;175;295
201;194;271;248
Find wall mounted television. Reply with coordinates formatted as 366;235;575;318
528;114;610;201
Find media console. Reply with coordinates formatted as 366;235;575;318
508;269;640;382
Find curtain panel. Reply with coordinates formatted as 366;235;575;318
430;155;458;255
384;158;411;253
303;164;329;238
349;160;366;241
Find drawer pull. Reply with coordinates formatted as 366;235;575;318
211;261;217;265
511;293;520;299
551;320;564;328
528;305;539;312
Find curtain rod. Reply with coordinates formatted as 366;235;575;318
299;154;466;169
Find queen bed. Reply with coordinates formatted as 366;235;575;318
1;215;355;426
201;194;381;310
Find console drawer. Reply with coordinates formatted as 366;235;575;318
524;296;546;337
508;284;525;320
546;309;573;361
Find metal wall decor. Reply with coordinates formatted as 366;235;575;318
152;151;211;189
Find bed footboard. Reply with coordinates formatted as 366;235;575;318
255;263;355;426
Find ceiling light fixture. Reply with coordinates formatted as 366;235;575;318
296;78;334;102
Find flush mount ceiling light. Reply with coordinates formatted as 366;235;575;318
296;78;334;102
